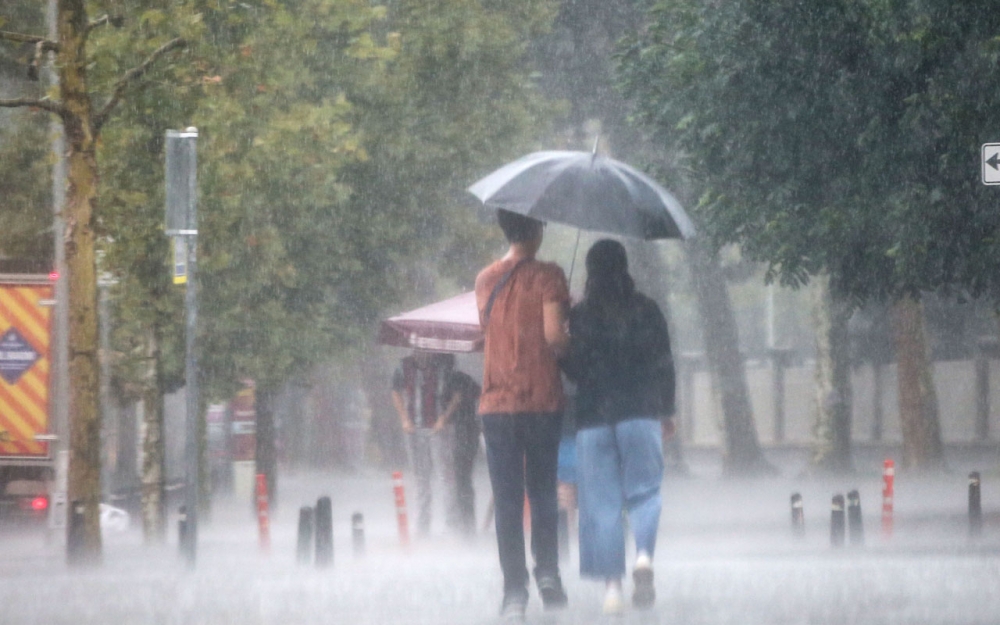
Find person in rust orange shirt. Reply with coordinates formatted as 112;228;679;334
475;209;570;621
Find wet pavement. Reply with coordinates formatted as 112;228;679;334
1;446;998;624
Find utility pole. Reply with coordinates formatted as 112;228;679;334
46;0;70;543
166;128;199;566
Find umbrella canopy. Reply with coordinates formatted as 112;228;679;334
377;291;483;353
468;150;695;240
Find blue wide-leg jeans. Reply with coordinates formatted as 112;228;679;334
576;417;663;579
482;412;562;593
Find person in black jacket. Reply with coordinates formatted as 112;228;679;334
561;239;676;614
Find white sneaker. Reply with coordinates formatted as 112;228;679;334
632;556;655;609
603;585;625;615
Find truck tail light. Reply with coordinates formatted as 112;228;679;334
17;495;49;512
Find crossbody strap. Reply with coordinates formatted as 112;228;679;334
482;258;530;326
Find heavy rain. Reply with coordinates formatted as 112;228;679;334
1;0;999;624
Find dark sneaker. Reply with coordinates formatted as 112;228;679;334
537;575;568;610
632;564;655;609
500;589;528;621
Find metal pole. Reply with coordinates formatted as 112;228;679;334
169;128;200;567
181;227;199;565
46;0;71;543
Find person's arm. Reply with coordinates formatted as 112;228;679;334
434;390;462;432
392;389;414;434
543;299;570;358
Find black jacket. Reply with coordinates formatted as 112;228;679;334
561;292;675;430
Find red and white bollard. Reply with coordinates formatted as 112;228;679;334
392;471;410;547
881;459;894;539
256;473;270;552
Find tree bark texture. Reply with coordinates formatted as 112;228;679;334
687;241;774;476
140;332;166;544
808;275;854;473
59;0;102;565
891;295;945;470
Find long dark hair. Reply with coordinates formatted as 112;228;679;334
582;239;635;317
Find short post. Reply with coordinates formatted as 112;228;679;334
790;493;805;537
297;506;314;564
392;471;410;547
969;472;983;538
67;501;86;563
315;496;333;567
830;494;846;548
256;474;270;553
177;505;188;553
881;459;895;539
352;512;365;557
558;508;570;560
847;489;864;546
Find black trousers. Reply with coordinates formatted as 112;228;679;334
453;431;478;536
482;412;562;592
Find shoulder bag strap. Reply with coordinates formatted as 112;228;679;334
482;258;530;326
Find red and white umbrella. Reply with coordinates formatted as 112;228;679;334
377;291;483;353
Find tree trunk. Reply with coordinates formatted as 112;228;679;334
140;332;166;544
891;295;945;470
687;241;775;476
60;0;102;565
809;274;854;473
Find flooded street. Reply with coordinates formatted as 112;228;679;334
2;448;997;625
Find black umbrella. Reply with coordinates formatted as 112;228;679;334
467;149;695;240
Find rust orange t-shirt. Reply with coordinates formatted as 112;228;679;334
475;256;570;415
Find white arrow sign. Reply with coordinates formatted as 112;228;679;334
982;143;1000;185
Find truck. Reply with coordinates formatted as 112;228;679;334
0;271;55;526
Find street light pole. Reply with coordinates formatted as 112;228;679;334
166;128;199;566
46;0;70;543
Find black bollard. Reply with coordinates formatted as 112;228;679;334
558;508;570;561
790;493;805;537
297;506;314;564
969;472;982;538
66;501;86;564
315;496;333;567
830;494;845;548
177;505;188;553
847;490;864;546
352;512;365;557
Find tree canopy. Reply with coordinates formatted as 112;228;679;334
618;0;1000;304
76;0;559;398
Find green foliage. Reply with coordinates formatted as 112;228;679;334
619;0;1000;303
343;0;559;294
0;1;51;262
2;0;556;398
83;0;556;398
0;110;51;261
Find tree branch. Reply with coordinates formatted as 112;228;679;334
0;29;59;48
86;15;124;38
88;15;111;32
92;37;187;132
27;39;60;81
0;97;67;118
